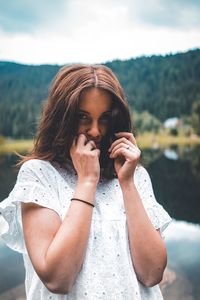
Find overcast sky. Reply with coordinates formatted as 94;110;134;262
0;0;200;65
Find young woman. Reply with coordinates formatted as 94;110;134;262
0;64;171;299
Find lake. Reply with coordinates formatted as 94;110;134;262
0;146;200;298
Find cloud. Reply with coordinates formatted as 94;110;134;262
129;0;200;29
1;0;200;34
0;0;199;64
0;0;68;33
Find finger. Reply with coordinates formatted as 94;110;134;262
110;141;133;153
111;146;141;160
76;133;87;148
93;148;101;158
109;137;133;152
114;132;137;145
85;140;97;150
111;144;140;157
110;147;128;159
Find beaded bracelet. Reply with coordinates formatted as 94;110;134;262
71;198;95;208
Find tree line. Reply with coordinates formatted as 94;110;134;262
0;49;200;138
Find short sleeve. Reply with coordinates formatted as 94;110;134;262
0;159;60;253
135;165;171;235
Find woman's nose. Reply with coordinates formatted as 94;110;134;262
87;121;101;138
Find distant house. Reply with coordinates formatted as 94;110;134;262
163;117;179;129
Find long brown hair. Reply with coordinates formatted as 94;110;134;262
21;64;133;178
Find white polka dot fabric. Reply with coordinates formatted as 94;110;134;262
0;159;171;299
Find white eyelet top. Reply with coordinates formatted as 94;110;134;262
0;159;171;300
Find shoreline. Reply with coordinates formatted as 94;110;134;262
0;133;200;155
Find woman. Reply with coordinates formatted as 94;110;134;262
0;64;171;299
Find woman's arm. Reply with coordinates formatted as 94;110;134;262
22;134;100;294
109;132;167;287
119;180;167;287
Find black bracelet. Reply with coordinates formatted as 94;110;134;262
71;198;95;208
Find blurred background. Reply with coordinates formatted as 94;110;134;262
0;0;200;299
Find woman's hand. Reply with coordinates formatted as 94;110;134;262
70;134;101;184
109;132;141;183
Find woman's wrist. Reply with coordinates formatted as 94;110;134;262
118;177;135;190
71;198;95;207
77;176;99;186
73;179;98;205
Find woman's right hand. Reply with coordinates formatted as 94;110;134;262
70;134;101;184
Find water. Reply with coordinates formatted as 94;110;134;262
164;220;200;299
0;146;200;297
141;145;200;223
0;240;24;293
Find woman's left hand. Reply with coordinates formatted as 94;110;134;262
109;132;141;183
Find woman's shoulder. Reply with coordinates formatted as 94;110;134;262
20;158;52;170
18;159;57;178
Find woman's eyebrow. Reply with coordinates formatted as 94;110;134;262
78;109;112;115
101;110;112;115
78;109;90;114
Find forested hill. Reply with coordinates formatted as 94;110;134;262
0;49;200;138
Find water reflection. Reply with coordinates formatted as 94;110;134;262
0;241;24;293
165;220;200;299
142;145;200;224
0;154;19;199
164;148;179;160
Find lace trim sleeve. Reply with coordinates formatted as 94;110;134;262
0;159;60;253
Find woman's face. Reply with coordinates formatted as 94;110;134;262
77;87;113;149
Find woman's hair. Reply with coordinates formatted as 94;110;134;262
21;64;133;178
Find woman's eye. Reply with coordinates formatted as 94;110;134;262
100;114;111;122
78;113;88;120
78;113;91;123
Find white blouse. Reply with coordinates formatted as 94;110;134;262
0;159;171;300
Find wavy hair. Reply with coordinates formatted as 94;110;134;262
21;64;133;178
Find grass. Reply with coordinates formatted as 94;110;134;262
0;139;33;155
0;133;200;155
136;132;200;149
